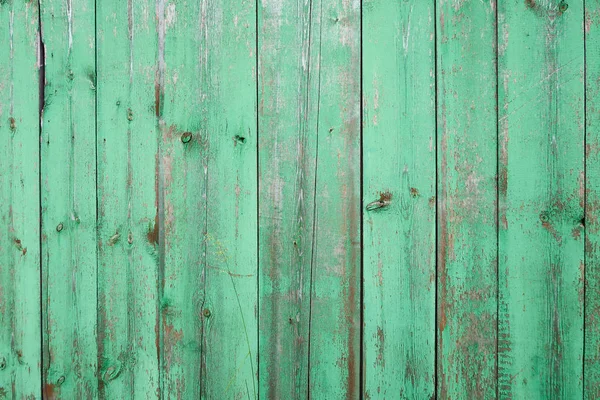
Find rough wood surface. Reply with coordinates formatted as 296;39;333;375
585;0;600;398
159;0;258;398
0;1;41;398
498;0;585;398
362;0;436;398
40;0;97;397
1;1;599;398
96;0;161;397
259;0;361;398
436;0;498;398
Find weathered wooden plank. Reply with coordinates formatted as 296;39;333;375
257;0;318;396
586;2;600;397
96;0;160;397
40;0;97;397
362;0;436;398
159;0;257;397
0;1;41;398
436;0;498;398
498;0;585;398
258;0;360;397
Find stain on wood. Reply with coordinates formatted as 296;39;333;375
499;0;585;398
363;0;436;398
0;0;598;398
0;0;41;398
437;0;498;398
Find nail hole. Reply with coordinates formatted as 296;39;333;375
234;135;246;144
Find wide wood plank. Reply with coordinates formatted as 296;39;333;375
0;1;41;398
40;0;97;397
259;0;361;397
159;0;258;397
498;0;585;398
585;0;600;398
362;0;436;398
96;0;161;397
436;0;498;398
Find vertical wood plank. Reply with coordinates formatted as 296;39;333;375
436;0;498;398
96;0;161;397
362;0;436;398
0;1;41;398
201;1;258;397
258;0;318;396
40;0;97;397
586;1;600;397
498;0;585;398
159;0;258;397
258;0;361;397
158;0;204;394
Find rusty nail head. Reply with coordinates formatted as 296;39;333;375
203;308;211;318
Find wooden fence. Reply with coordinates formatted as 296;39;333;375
1;0;599;398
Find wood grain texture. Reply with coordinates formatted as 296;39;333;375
362;0;436;398
159;0;257;398
498;0;585;398
96;0;161;397
586;1;600;398
0;1;41;398
436;0;498;398
40;0;97;397
259;0;360;398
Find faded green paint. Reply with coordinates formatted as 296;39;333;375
499;0;585;398
586;1;600;398
362;0;436;398
436;0;498;398
160;0;257;397
0;1;41;398
259;0;360;398
1;1;599;398
96;0;160;397
40;0;97;397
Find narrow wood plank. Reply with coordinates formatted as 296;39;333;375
0;1;41;398
96;0;161;397
586;1;600;397
156;1;204;396
362;0;436;398
258;0;361;397
159;0;258;397
40;0;97;397
498;1;585;398
436;0;498;398
258;0;318;396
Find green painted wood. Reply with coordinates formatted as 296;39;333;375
0;1;41;398
259;0;360;398
436;0;498;398
156;1;204;396
257;0;317;396
40;0;97;397
362;0;436;398
498;0;585;398
159;0;257;397
586;1;600;397
96;0;161;397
